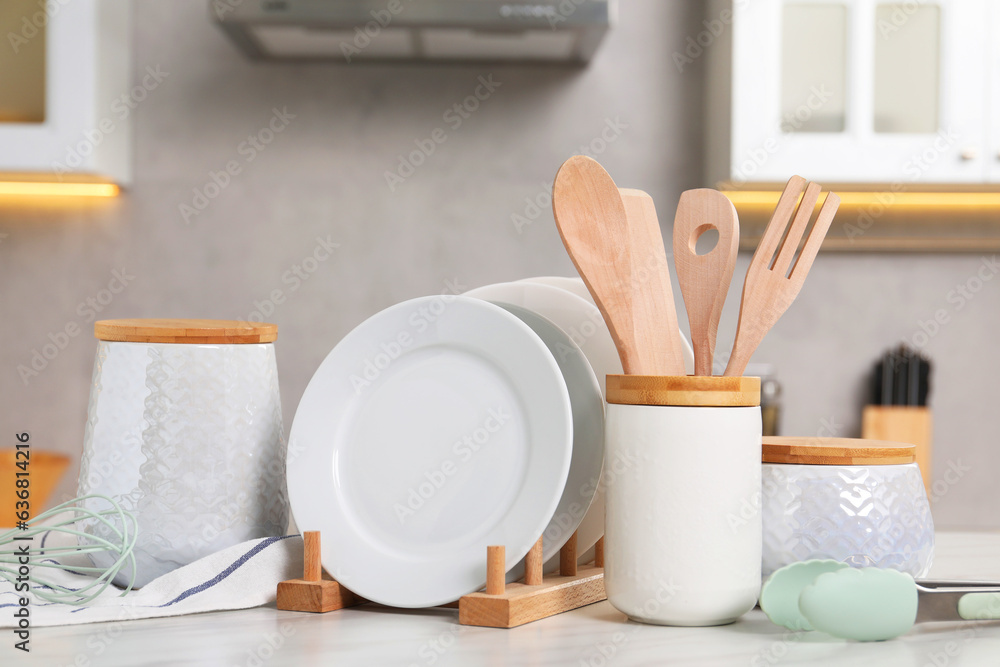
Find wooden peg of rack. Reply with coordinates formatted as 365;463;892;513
524;537;544;585
486;545;506;595
459;531;606;629
276;531;363;613
560;532;578;576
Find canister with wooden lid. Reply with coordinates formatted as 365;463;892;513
603;375;762;626
761;437;934;578
78;319;288;587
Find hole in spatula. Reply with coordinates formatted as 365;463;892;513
693;226;719;256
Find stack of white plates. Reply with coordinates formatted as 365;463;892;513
287;277;693;608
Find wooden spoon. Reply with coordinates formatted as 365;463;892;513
619;188;687;375
724;176;841;377
672;189;740;376
552;156;683;375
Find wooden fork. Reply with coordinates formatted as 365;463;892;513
723;176;840;377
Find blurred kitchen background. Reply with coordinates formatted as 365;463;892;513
1;0;998;527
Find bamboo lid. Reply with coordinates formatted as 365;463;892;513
762;437;916;465
95;319;277;344
605;375;760;407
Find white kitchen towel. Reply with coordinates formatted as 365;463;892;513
0;531;302;627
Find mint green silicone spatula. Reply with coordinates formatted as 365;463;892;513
762;561;1000;642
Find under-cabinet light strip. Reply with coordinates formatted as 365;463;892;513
722;190;1000;208
0;182;119;197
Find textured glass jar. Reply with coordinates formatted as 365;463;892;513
761;437;934;578
78;319;288;587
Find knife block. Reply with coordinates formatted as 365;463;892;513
861;406;932;494
277;531;606;627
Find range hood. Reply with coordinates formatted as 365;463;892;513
212;0;615;64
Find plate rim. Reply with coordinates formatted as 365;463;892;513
287;295;573;607
463;281;616;564
488;301;605;571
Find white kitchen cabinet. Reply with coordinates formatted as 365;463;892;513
707;0;991;185
989;1;1000;184
0;0;131;186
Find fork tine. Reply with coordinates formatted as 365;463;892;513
772;182;821;277
753;175;807;268
790;192;840;280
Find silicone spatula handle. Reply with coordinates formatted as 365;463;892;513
959;593;1000;620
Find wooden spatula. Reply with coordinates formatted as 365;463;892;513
672;189;740;376
724;176;840;376
619;188;687;375
552;156;683;375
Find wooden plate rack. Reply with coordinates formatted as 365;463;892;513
277;531;606;628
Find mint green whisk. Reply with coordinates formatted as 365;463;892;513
0;494;137;605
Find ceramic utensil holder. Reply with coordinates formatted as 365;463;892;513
604;375;762;626
78;319;288;587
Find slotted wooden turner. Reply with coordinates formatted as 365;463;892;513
672;189;740;376
724;176;840;377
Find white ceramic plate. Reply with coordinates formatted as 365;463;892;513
287;296;573;608
517;276;595;304
492;277;696;566
468;281;623;397
464;281;621;569
490;303;605;578
518;276;696;374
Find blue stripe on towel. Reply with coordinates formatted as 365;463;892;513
158;535;294;608
63;535;295;613
1;534;297;614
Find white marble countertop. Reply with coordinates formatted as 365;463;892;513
22;531;1000;667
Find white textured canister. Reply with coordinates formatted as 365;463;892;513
604;375;762;626
760;437;934;578
78;319;288;587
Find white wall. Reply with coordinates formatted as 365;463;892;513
0;0;996;528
